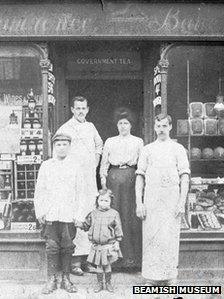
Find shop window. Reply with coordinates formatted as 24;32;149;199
167;44;224;232
0;47;43;232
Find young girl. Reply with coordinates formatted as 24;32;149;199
76;189;123;293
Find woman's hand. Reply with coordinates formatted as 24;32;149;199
73;219;83;228
136;203;146;220
101;176;107;190
38;215;46;225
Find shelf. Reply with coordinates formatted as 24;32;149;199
0;189;12;191
191;183;224;186
177;135;224;138
13;199;34;202
191;159;224;162
0;171;12;174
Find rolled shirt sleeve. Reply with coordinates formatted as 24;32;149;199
136;146;149;176
176;144;191;176
100;139;110;179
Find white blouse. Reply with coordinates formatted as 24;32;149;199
100;135;144;178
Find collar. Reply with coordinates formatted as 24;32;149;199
98;206;110;212
72;116;86;124
156;137;171;143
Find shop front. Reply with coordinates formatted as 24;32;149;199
0;1;224;282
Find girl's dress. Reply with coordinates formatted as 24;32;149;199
82;208;123;266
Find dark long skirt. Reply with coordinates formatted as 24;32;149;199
107;166;142;270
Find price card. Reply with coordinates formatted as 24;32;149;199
0;160;12;169
17;155;42;164
21;129;43;139
11;222;36;231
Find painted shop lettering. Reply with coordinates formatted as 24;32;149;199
111;8;216;35
76;58;132;65
0;6;218;36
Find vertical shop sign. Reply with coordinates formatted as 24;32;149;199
48;63;56;105
153;65;161;107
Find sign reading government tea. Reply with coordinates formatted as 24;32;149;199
66;51;141;75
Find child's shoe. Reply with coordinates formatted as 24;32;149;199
94;273;104;293
105;272;114;292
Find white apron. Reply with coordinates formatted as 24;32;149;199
141;140;188;280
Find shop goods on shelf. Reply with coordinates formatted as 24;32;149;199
189;102;204;118
204;118;218;135
204;102;216;118
177;119;189;136
190;118;204;135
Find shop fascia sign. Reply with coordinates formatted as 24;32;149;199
0;4;222;38
153;65;161;108
48;63;56;105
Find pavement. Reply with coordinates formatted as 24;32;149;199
0;272;223;299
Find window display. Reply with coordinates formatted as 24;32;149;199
0;50;43;231
167;45;224;232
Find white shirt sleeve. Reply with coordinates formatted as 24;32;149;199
34;162;48;219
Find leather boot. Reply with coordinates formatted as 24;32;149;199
94;273;104;293
41;254;59;294
105;272;114;292
61;273;77;293
41;275;57;294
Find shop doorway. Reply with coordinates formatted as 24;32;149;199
68;80;144;142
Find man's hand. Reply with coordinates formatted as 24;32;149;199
38;215;46;225
95;154;100;168
113;241;120;251
136;203;147;220
175;203;185;218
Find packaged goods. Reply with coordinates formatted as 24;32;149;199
190;147;202;160
190;102;204;118
177;119;189;136
204;119;217;135
202;148;214;159
214;147;224;159
190;118;204;135
197;211;221;230
204;102;216;118
218;118;224;135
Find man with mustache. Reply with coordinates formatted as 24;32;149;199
135;114;190;286
56;96;103;275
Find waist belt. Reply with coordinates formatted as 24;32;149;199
110;164;137;169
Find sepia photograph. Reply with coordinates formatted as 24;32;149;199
0;1;223;298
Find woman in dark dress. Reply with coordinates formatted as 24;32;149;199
100;108;143;270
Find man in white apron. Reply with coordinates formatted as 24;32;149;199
56;96;103;275
135;114;190;286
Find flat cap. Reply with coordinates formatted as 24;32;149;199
52;133;72;143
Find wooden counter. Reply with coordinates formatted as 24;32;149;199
0;230;46;282
179;230;224;281
0;230;223;282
